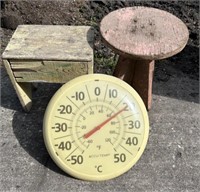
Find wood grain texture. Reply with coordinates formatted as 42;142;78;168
131;60;155;110
10;60;92;83
114;57;154;110
100;7;189;60
2;25;94;61
3;59;32;111
2;25;94;111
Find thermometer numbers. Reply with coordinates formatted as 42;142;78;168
57;105;72;114
69;155;84;165
74;91;85;101
126;137;139;146
43;74;149;181
128;120;141;129
94;87;101;96
114;153;126;163
108;89;118;98
52;123;68;132
56;141;72;151
52;81;142;167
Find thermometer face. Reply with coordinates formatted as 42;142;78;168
43;74;149;181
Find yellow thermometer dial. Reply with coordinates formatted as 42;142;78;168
43;74;149;181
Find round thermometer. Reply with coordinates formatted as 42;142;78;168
43;74;149;181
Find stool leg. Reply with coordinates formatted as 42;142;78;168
113;56;134;83
131;60;154;111
3;60;32;112
113;56;154;110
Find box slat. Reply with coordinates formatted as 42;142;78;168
2;25;94;111
2;25;94;61
11;60;90;83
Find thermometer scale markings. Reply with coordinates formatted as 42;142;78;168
85;85;91;102
115;95;127;108
43;74;149;181
65;146;79;160
67;96;80;109
83;106;126;139
54;134;72;140
103;84;109;101
54;116;72;121
123;114;134;119
124;131;141;135
108;140;118;152
119;144;133;155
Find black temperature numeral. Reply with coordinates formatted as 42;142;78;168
53;123;67;132
109;89;118;98
128;120;141;129
71;155;83;165
114;153;126;163
58;105;72;114
126;137;138;146
94;87;101;96
75;92;85;101
57;141;72;150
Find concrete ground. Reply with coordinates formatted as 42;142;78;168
1;1;199;191
1;53;199;192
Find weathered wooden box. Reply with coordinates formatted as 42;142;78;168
2;25;94;111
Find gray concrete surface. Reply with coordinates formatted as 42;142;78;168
1;1;199;191
1;56;199;192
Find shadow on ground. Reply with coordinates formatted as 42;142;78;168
0;42;199;174
0;69;69;176
11;83;74;177
153;44;199;104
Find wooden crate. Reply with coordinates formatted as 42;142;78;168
2;25;94;111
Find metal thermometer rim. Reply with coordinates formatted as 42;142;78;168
43;74;149;181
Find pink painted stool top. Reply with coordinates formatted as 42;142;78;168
100;7;189;60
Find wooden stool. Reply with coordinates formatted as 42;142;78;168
100;7;189;110
2;25;94;112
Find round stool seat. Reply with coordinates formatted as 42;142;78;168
100;7;189;60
